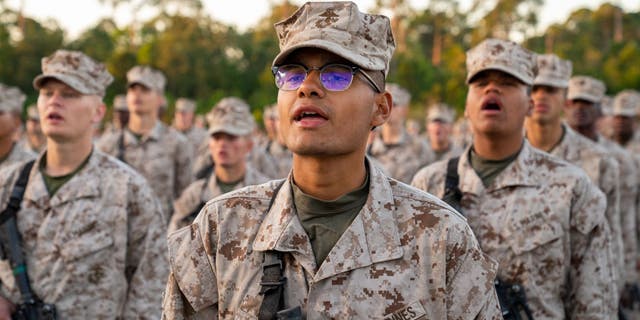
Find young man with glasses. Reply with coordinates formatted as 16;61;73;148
162;2;501;319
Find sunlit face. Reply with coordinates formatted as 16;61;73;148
276;48;391;157
0;110;20;139
465;70;532;137
528;85;566;125
564;99;599;128
209;132;252;168
126;83;163;116
37;79;104;143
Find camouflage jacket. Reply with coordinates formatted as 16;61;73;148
0;142;36;171
181;127;209;160
543;125;625;287
411;141;617;319
598;134;639;283
169;166;271;233
248;140;293;179
162;160;502;319
0;150;168;319
97;122;193;215
369;132;434;184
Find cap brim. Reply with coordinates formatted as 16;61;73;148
127;81;153;90
466;65;532;85
33;74;92;95
208;125;251;137
533;77;569;89
567;93;599;104
272;38;383;72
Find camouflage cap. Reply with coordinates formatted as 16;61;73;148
567;76;606;103
612;90;640;117
273;1;396;75
113;94;128;111
601;95;613;117
427;103;455;123
33;50;113;97
175;98;196;113
466;38;537;85
386;83;411;107
534;54;572;88
127;65;166;93
0;83;26;113
207;97;255;136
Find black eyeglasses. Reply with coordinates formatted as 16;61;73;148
271;63;381;93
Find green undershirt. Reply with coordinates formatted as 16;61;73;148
293;171;370;268
216;176;243;194
40;150;92;197
469;146;521;188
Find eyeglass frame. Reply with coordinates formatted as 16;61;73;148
271;63;382;93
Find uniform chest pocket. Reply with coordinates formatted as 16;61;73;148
60;228;113;264
507;211;563;255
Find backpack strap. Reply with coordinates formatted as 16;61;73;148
258;181;287;320
442;157;463;214
117;130;126;163
0;160;35;226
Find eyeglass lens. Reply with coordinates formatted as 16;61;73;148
275;65;354;91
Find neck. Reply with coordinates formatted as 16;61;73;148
215;162;246;183
430;139;450;152
612;132;634;146
571;124;598;142
292;151;367;201
128;113;157;135
473;132;523;160
524;118;564;152
44;137;93;176
381;124;403;144
0;136;14;159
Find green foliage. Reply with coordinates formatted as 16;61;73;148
1;1;639;125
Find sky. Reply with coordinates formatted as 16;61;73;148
4;0;638;40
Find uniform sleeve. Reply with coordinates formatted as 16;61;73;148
162;205;218;319
169;180;207;234
567;176;618;319
174;136;194;199
599;157;624;290
121;177;170;319
95;132;118;156
445;221;502;320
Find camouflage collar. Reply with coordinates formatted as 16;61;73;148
252;158;403;281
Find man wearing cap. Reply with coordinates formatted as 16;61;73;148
97;65;193;218
412;38;616;318
168;100;270;233
173;97;208;161
610;90;640;154
0;84;36;171
424;102;462;162
162;2;501;319
369;83;434;183
524;55;630;298
0;50;168;319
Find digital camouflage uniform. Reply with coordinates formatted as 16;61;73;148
162;160;501;319
545;124;624;288
598;134;639;284
369;132;434;184
97;122;193;217
163;2;501;319
0;143;36;171
249;140;293;179
0;149;168;319
169;165;271;233
411;141;617;319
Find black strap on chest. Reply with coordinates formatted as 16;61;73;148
257;180;302;320
442;156;463;214
0;160;35;226
117;130;127;164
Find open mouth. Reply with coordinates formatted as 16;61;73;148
481;98;502;111
47;112;63;120
294;111;327;121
